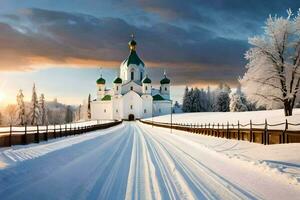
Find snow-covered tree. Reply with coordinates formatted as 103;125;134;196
39;94;48;125
182;86;190;112
87;94;91;120
30;84;40;125
16;89;26;125
214;84;231;112
65;105;73;123
230;90;248;112
5;104;17;125
240;9;300;116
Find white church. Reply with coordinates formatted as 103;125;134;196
91;36;172;121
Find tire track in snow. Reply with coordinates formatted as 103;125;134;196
125;123;161;200
133;123;195;200
138;122;260;200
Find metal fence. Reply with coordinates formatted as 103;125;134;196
140;119;300;145
0;120;122;147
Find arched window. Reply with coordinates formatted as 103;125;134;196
130;86;133;90
104;109;106;113
145;86;148;90
165;87;167;91
131;71;134;80
130;105;133;109
144;109;147;113
116;86;119;91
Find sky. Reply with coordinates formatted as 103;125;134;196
0;0;299;106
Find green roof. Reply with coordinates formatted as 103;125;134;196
125;50;144;67
160;76;170;84
96;77;105;84
142;76;151;84
153;94;165;101
113;77;122;84
101;95;111;101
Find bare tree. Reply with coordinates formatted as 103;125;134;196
240;9;300;116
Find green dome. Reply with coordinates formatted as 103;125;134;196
124;50;144;67
160;76;170;84
142;76;151;84
96;77;105;84
113;77;122;84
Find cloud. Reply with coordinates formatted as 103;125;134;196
0;8;249;85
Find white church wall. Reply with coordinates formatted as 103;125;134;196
91;101;113;120
142;95;153;118
112;96;122;120
153;101;172;116
120;63;145;82
122;91;143;119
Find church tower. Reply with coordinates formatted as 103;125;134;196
96;75;105;100
120;34;145;83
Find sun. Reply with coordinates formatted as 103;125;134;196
0;91;6;103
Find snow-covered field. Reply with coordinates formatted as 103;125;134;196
0;121;299;199
147;109;300;130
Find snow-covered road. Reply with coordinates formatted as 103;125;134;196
0;122;299;200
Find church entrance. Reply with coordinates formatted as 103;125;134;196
128;114;135;121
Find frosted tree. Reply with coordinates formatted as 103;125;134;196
87;94;91;120
240;9;300;116
16;89;26;125
65;105;73;123
230;91;248;112
214;83;231;112
5;104;17;125
39;94;48;125
30;84;40;125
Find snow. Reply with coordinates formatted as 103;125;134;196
0;121;299;200
147;109;300;130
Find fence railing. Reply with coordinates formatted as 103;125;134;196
140;119;300;145
0;120;122;147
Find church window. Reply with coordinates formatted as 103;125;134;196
144;109;147;113
131;71;134;80
104;109;106;113
99;88;101;91
159;108;161;113
116;109;118;113
130;105;133;109
165;87;167;91
131;86;133;90
116;86;119;91
145;86;148;90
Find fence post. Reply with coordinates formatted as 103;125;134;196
9;124;12;146
217;123;219;137
265;119;268;145
45;125;48;141
24;124;27;144
54;124;56;138
226;122;229;139
238;120;240;140
283;119;288;143
36;125;40;143
250;120;253;142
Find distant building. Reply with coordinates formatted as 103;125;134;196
91;36;172;120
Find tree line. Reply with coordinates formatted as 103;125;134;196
0;84;75;126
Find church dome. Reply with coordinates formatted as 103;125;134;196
142;76;152;84
123;34;144;67
113;77;122;84
96;77;106;84
160;75;170;84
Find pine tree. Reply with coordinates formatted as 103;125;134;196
16;89;26;125
87;94;91;120
214;84;231;112
30;84;40;125
39;94;48;125
182;86;189;112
